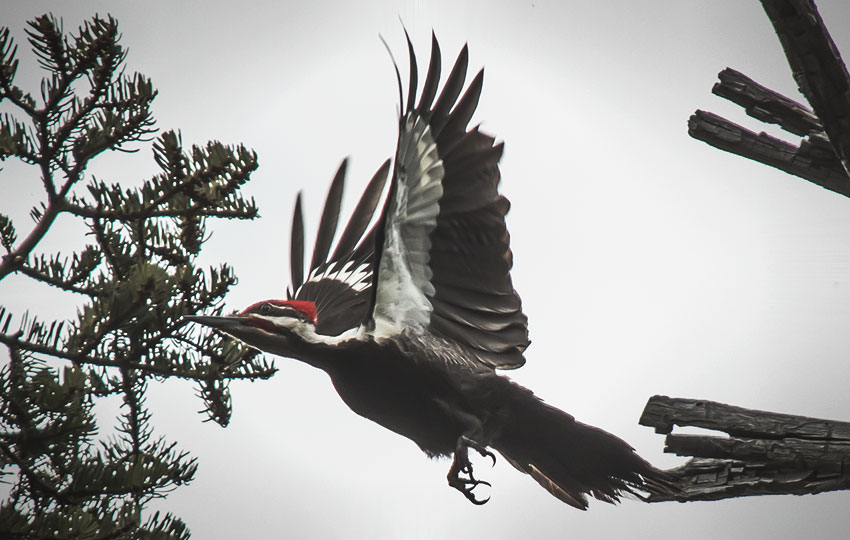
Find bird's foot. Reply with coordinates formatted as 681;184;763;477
447;435;496;505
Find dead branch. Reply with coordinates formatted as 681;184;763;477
689;0;850;197
712;68;822;136
761;0;850;173
688;110;848;195
640;395;850;502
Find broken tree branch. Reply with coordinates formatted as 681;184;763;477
689;0;850;197
688;110;849;196
712;67;822;137
640;395;850;502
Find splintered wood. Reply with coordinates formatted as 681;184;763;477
640;396;850;502
690;0;850;197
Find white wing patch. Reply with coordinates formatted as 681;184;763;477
295;259;371;298
372;112;445;339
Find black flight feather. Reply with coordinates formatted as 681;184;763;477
417;32;441;113
434;283;521;314
310;159;347;272
290;192;305;293
439;69;484;143
331;159;391;262
430;297;526;332
430;44;469;135
404;29;418;114
380;34;404;118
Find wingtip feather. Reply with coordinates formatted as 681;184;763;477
403;27;418;113
290;192;305;292
310;159;348;271
331;158;391;261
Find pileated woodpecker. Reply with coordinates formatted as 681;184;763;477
187;33;670;509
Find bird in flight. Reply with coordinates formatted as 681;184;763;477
187;33;670;509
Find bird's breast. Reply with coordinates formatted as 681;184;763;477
325;340;474;457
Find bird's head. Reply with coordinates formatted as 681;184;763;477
185;299;318;355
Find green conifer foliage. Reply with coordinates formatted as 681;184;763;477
0;14;275;539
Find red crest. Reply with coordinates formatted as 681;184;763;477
241;299;318;324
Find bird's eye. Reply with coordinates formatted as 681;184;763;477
260;304;272;314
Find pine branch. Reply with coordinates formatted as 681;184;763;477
0;441;71;506
118;367;147;457
135;512;189;540
17;249;101;296
0;330;275;383
0;113;38;163
24;15;69;77
1;13;269;537
65;203;258;221
0;195;65;281
0;27;36;115
0;215;16;253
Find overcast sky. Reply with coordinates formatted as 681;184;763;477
2;1;850;538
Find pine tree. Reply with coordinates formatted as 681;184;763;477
0;14;275;539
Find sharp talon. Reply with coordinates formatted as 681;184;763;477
447;436;495;505
455;477;491;505
465;437;497;466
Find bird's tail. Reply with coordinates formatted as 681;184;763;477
491;389;674;510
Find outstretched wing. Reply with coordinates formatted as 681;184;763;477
288;159;390;336
368;33;529;369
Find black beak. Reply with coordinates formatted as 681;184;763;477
183;315;246;331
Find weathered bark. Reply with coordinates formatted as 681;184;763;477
640;396;850;502
688;110;849;196
761;0;850;174
712;68;822;136
690;0;850;197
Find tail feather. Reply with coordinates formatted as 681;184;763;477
492;389;673;509
500;453;589;509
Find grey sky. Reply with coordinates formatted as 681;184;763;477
2;1;850;538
